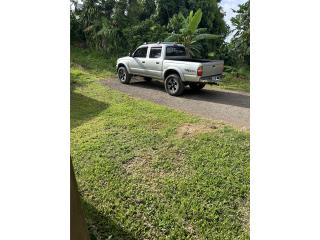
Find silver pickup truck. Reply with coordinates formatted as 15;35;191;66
116;43;224;96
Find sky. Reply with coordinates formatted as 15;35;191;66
219;0;247;42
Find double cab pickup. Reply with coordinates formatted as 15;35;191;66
116;43;224;96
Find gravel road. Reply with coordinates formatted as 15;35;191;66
103;77;250;129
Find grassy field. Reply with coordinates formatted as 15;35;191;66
71;47;250;239
215;73;250;93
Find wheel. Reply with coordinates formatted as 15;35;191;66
164;74;185;96
144;77;152;82
117;66;132;84
189;82;206;90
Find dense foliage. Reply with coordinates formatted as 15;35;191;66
225;0;250;66
165;9;221;57
70;0;249;65
71;0;226;57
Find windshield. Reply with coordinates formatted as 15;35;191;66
165;46;187;57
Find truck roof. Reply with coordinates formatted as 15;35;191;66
138;42;184;48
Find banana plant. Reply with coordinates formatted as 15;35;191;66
165;9;221;57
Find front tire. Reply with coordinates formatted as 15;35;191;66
117;66;132;84
164;74;185;96
189;82;206;90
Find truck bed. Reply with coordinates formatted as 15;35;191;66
165;58;224;77
165;57;213;63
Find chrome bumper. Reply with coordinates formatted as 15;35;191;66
199;75;223;84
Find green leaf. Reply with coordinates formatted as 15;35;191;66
195;28;208;34
188;9;202;33
188;10;194;24
164;34;181;42
194;34;221;41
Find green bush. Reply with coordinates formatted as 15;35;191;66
123;19;169;52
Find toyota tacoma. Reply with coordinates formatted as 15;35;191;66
116;43;224;96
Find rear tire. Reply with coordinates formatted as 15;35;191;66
117;66;132;84
189;82;206;91
164;74;185;96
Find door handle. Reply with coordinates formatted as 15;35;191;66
156;62;160;64
142;61;145;63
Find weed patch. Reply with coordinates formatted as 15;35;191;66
176;122;221;138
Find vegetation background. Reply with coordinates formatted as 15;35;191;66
70;0;250;90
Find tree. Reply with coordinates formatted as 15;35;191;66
229;0;250;66
186;0;227;35
186;0;228;56
167;12;185;33
84;17;123;54
165;9;221;57
70;0;228;58
70;1;85;43
139;0;157;21
156;0;188;25
123;19;168;52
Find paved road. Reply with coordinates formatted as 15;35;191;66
103;77;250;129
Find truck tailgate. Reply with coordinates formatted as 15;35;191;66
202;60;224;76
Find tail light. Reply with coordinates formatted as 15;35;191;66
197;66;203;76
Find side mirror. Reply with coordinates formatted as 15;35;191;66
128;52;132;57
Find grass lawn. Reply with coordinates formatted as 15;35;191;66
71;47;250;239
214;73;250;93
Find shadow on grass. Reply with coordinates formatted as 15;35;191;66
71;92;108;129
71;81;89;92
82;201;137;240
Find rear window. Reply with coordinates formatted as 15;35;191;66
149;47;162;58
166;46;186;57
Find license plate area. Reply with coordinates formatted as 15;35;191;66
212;76;220;82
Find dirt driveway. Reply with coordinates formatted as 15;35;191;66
103;77;250;129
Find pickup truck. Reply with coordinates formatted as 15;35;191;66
116;43;224;96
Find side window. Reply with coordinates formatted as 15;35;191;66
133;47;148;58
149;47;162;58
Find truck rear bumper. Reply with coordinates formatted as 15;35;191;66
199;74;222;84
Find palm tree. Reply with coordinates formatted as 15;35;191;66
165;9;221;57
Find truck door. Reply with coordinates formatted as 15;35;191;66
146;47;163;79
130;47;148;75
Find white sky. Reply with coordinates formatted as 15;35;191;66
220;0;247;42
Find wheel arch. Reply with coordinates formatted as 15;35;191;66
163;68;184;81
117;62;131;74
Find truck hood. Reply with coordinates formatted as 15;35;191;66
117;56;131;63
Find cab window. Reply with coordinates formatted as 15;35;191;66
149;47;162;58
133;47;148;58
